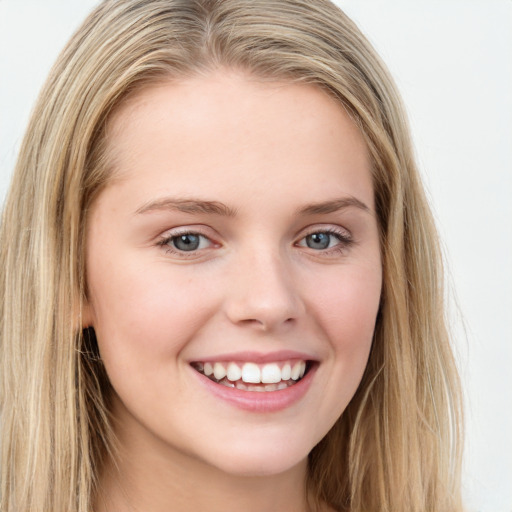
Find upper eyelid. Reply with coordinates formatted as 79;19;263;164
296;224;352;240
158;225;215;239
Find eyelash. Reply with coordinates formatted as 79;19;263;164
296;228;353;255
156;230;214;257
157;227;353;257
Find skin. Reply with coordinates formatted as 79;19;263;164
84;70;382;512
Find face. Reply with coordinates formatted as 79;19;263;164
84;71;382;477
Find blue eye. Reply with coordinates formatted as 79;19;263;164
297;229;352;252
172;234;201;251
305;232;332;250
160;232;212;253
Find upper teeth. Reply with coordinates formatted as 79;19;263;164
197;360;307;384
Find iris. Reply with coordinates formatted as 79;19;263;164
306;232;331;250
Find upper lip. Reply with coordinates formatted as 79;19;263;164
188;350;318;364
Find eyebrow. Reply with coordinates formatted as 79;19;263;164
135;195;370;217
135;197;237;216
297;196;370;215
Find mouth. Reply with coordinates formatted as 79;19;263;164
190;360;312;392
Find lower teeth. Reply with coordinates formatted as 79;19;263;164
214;376;296;391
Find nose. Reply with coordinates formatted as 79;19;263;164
224;248;305;332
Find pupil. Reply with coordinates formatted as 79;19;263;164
173;234;200;251
307;233;330;250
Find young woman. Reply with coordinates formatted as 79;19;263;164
0;1;463;511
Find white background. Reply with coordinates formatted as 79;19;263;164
1;1;511;511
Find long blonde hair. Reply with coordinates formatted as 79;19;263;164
0;1;463;511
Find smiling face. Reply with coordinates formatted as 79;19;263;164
84;71;382;480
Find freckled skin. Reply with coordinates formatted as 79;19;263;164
85;71;382;512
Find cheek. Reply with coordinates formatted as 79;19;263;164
295;264;381;431
88;258;220;362
307;264;381;355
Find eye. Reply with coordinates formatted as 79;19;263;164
296;228;352;252
159;231;213;253
304;232;334;250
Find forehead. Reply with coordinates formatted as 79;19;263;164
102;70;373;209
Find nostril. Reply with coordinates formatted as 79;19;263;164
238;316;296;332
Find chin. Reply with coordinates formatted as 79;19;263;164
200;437;311;478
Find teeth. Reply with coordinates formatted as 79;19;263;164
290;362;301;380
281;363;291;381
193;359;310;390
261;363;281;383
227;362;242;382
213;362;227;380
241;362;261;383
204;362;213;376
235;381;248;391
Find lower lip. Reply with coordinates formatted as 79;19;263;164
193;364;317;413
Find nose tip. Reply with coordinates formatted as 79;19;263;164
224;254;304;332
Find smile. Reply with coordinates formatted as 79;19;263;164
191;360;309;392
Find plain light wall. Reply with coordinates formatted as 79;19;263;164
1;1;511;511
